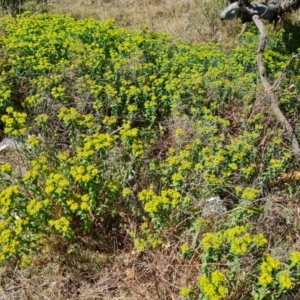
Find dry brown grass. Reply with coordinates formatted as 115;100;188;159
0;236;200;299
47;0;242;42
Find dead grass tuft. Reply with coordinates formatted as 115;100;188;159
256;191;300;259
0;235;202;299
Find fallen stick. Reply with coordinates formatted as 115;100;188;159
252;14;300;160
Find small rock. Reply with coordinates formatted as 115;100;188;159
0;138;19;152
202;195;227;216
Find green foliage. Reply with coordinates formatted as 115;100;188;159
0;13;299;297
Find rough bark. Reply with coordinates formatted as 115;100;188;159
220;2;277;22
220;0;300;160
221;0;300;22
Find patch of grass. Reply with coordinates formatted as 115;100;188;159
47;0;242;42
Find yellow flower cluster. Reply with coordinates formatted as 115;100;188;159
122;187;131;197
138;188;181;214
23;154;49;182
0;184;32;262
27;199;43;215
70;164;98;182
102;115;117;126
132;140;144;157
34;113;49;125
261;254;281;271
44;172;69;195
180;287;191;297
76;133;115;159
58;106;95;129
27;135;41;147
277;270;293;289
290;251;300;265
1;107;27;136
270;158;283;169
258;254;281;287
258;271;273;286
180;243;190;254
166;148;193;172
107;180;119;192
241;187;260;201
66;194;90;212
134;222;162;251
134;238;147;251
199;270;228;300
127;104;138;113
202;232;221;251
0;75;11;106
172;172;183;182
19;254;32;268
0;185;19;216
120;123;138;138
24;94;42;107
51;85;66;100
0;228;20;260
202;225;267;256
0;162;12;174
230;233;251;255
49;217;70;233
252;233;268;247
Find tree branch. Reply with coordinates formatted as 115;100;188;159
220;1;300;159
252;15;300;160
221;0;300;23
220;2;278;22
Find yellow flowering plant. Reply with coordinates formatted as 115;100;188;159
251;251;299;299
0;15;298;291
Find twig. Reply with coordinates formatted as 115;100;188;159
271;53;300;91
4;285;21;292
236;23;248;41
0;287;7;300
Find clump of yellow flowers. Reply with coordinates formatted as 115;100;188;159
199;223;299;300
199;270;228;300
250;252;296;299
1;107;27;136
202;225;267;255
